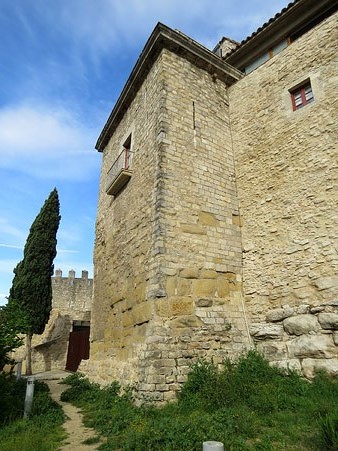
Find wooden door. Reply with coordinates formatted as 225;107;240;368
65;327;90;372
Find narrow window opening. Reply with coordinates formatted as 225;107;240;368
290;80;314;111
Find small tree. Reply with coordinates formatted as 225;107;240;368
0;302;28;371
8;188;60;375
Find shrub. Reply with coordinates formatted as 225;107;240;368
0;374;27;424
60;372;101;402
319;413;338;450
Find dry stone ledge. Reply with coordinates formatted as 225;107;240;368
266;305;294;322
288;334;337;359
283;314;320;336
318;313;338;330
333;332;338;346
301;358;338;379
314;276;338;291
296;304;310;315
270;359;302;373
250;324;283;340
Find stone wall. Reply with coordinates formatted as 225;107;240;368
90;52;167;384
229;12;338;374
138;49;251;402
89;6;338;398
89;48;251;401
14;270;92;373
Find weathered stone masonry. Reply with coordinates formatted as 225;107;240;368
88;0;338;399
89;28;251;401
14;270;92;373
229;10;338;376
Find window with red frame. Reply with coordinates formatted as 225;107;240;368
290;81;314;111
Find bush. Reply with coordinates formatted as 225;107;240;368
319;413;338;450
60;372;101;402
0;376;65;451
55;352;338;450
0;374;27;424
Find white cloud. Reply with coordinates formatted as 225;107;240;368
0;217;26;242
28;0;288;56
0;103;101;181
0;258;18;274
0;244;23;250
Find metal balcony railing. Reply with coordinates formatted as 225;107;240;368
106;148;133;196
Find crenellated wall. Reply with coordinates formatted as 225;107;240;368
13;270;92;373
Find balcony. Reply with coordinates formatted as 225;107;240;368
106;148;133;196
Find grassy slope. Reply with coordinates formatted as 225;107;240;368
0;375;65;451
60;352;338;450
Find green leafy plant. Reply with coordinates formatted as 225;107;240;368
319;413;338;450
54;352;338;450
0;376;65;451
0;302;28;371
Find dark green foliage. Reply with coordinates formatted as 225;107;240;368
0;373;27;424
0;375;63;426
0;303;28;370
8;188;60;336
179;351;308;414
0;376;65;450
319;413;338;450
30;382;64;426
60;373;102;403
58;352;338;450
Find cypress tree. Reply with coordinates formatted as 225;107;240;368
8;188;60;375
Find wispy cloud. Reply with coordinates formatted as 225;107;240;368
0;244;23;250
57;249;79;254
0;217;26;242
0;103;100;181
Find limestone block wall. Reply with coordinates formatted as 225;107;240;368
90;47;251;401
14;270;92;373
229;12;338;374
140;49;250;401
90;53;167;384
137;49;251;402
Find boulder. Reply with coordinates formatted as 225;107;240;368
270;359;302;373
333;332;338;346
288;334;337;359
283;314;320;335
302;358;338;379
256;342;287;360
314;276;338;291
266;305;294;322
250;324;284;340
296;304;310;314
318;313;338;330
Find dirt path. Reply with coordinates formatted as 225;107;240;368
47;380;103;451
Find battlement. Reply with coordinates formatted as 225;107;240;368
53;269;90;280
52;269;93;312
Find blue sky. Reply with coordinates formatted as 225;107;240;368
0;0;288;304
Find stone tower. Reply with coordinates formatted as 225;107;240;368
88;0;338;399
89;25;251;401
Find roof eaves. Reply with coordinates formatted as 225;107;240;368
225;0;337;68
96;23;243;152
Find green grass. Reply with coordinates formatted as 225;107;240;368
2;353;337;450
60;351;338;450
0;374;65;451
